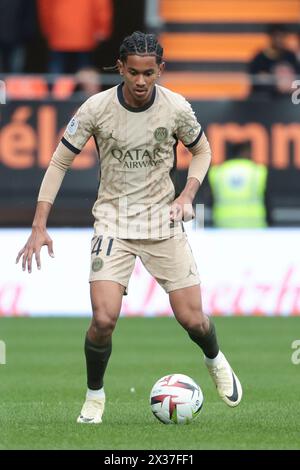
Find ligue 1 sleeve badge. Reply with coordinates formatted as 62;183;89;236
67;116;79;135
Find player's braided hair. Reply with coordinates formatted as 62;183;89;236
120;31;163;64
104;31;163;71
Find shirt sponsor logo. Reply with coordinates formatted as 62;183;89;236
111;148;163;168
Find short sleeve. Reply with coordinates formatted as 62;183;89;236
61;98;95;154
175;99;202;148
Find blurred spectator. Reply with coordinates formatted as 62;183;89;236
72;67;102;98
145;0;163;33
0;0;36;73
208;142;270;228
37;0;113;74
248;24;298;98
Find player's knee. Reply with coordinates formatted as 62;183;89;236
180;314;209;336
92;310;117;336
189;319;209;337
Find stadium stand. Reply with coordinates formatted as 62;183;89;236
2;0;299;100
159;0;300;98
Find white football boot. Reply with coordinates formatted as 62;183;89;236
205;352;242;407
77;396;105;424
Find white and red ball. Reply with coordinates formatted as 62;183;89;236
150;374;203;424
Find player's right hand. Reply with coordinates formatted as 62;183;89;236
15;227;55;273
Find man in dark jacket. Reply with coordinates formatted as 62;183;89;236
248;24;299;98
0;0;36;73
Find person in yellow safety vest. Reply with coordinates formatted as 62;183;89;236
208;142;269;228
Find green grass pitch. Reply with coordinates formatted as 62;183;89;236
0;316;299;450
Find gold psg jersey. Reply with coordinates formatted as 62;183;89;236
62;84;202;238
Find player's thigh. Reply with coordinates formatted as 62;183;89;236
140;234;200;294
89;235;137;295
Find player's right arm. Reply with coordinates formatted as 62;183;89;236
16;97;95;272
16;142;77;272
16;201;54;273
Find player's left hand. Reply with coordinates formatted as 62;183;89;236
170;196;195;222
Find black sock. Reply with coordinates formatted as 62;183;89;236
84;334;112;390
188;318;219;359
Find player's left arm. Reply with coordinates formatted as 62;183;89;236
170;133;211;222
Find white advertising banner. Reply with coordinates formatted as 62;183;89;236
0;228;299;317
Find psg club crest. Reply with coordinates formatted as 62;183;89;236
154;127;168;142
92;258;104;272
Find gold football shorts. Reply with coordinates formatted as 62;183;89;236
89;233;200;294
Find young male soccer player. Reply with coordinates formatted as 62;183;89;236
16;32;242;423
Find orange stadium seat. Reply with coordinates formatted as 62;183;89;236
160;72;250;100
52;77;76;99
160;33;299;62
160;0;300;23
6;76;49;100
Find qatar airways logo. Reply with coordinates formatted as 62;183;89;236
111;147;163;169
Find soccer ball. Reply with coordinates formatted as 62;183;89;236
150;374;203;424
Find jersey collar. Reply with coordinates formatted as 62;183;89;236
117;83;156;112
